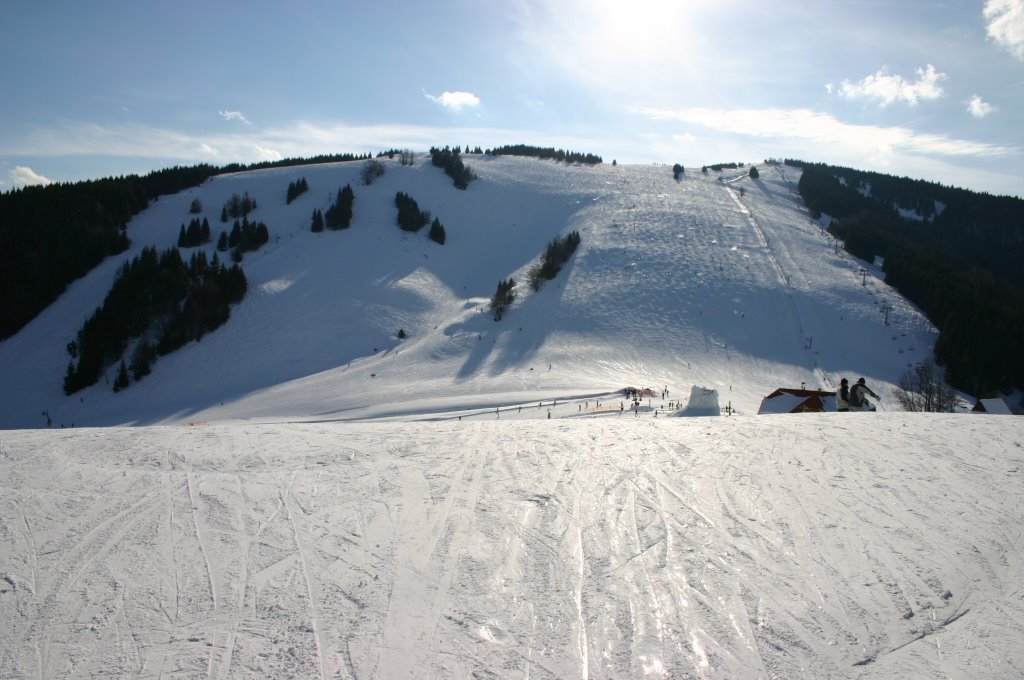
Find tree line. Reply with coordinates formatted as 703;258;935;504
311;185;355;232
492;231;582;321
485;145;602;165
528;231;581;291
429;146;476;189
178;217;211;248
286;177;309;204
793;160;1024;395
394;192;446;244
63;246;246;394
0;164;220;340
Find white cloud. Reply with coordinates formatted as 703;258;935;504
637;106;1016;159
255;145;283;162
10;166;52;187
967;95;997;119
984;0;1024;59
832;65;946;106
424;91;481;112
219;110;252;125
0;119;525;166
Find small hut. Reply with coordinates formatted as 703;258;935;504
758;388;837;415
972;398;1012;415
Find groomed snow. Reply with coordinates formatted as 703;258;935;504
1;415;1021;678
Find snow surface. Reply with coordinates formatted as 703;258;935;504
1;416;1022;679
2;157;1022;678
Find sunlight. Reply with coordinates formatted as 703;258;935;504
519;0;702;91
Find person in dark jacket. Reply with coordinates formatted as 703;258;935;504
848;377;880;411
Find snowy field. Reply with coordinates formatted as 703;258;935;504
1;415;1022;679
2;156;1022;678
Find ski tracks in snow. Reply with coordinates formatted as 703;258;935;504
2;418;1021;678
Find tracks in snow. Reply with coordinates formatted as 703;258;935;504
2;419;1020;678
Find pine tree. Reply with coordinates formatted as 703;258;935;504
429;217;446;245
311;209;324;232
490;278;516;321
130;339;152;380
114;359;130;392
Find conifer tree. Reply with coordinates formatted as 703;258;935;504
131;339;152;380
429;217;446;245
490;278;516;321
114;359;129;392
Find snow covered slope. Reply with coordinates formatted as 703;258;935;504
1;157;1021;679
1;415;1021;679
0;157;935;428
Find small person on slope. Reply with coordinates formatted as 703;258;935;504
848;377;880;411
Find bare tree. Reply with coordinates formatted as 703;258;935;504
893;359;958;412
361;159;386;185
399;149;416;166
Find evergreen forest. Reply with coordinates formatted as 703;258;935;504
791;160;1024;394
0;164;219;340
63;246;247;394
485;145;602;165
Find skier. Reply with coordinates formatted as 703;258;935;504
837;378;850;412
848;377;880;411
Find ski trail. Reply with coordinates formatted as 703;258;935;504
282;476;326;680
185;472;218;615
572;489;589;679
14;499;38;594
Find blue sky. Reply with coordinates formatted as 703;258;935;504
2;0;1023;196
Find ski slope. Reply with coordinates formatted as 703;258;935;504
2;156;1021;679
0;156;933;428
1;415;1021;679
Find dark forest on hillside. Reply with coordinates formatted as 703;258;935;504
485;144;602;165
1;156;373;342
790;160;1024;394
0;165;219;340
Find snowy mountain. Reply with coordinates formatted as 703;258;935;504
2;156;1021;679
0;156;936;428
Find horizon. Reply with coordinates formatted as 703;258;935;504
2;1;1023;197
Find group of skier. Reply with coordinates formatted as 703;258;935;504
837;377;880;412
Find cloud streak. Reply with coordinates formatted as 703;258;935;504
219;110;252;125
424;91;480;112
637;106;1016;159
0;119;596;167
984;0;1024;59
831;65;946;107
